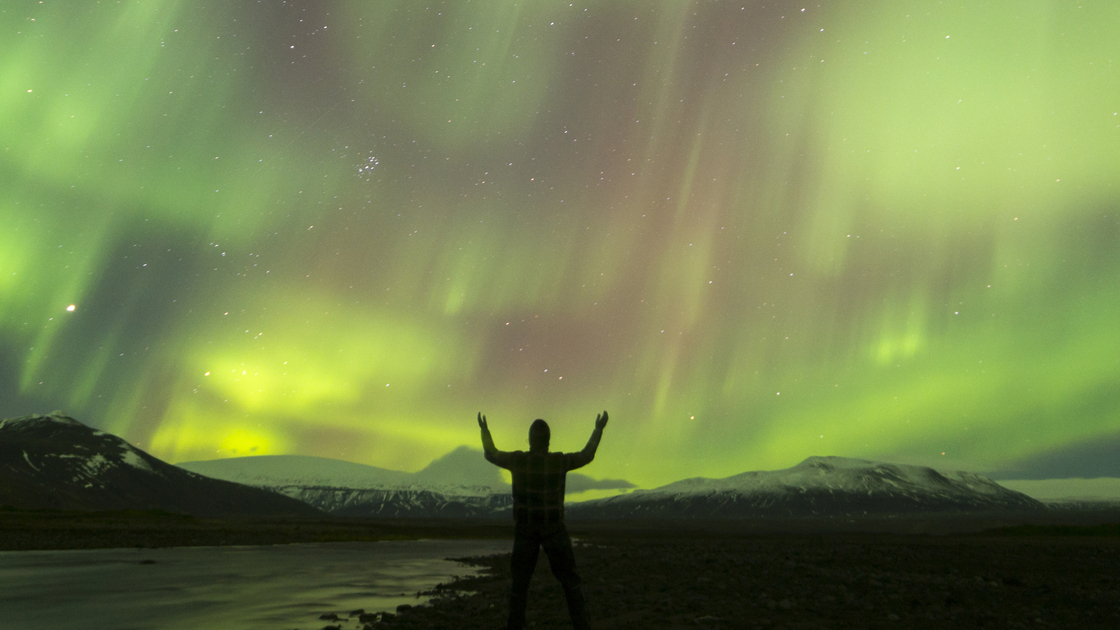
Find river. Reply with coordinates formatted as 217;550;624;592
0;539;510;630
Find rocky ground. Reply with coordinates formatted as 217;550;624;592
329;532;1120;630
5;509;1119;629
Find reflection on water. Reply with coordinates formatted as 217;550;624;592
0;539;509;630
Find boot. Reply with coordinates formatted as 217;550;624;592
564;585;591;630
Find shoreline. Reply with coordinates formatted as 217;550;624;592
4;509;1120;628
0;537;510;630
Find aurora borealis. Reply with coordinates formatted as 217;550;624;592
3;1;1119;490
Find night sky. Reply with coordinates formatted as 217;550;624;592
3;1;1119;490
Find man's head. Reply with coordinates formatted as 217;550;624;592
528;419;550;452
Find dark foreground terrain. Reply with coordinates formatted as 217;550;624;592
6;504;1119;551
4;509;1120;629
367;531;1120;630
0;508;513;550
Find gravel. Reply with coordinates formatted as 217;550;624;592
358;533;1120;629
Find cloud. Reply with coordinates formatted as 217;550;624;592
565;473;636;494
997;478;1120;502
987;432;1120;480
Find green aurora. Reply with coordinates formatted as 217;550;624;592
2;1;1119;489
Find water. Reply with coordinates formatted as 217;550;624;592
0;539;510;630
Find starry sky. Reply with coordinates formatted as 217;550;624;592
3;1;1119;490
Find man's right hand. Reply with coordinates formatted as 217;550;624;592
478;412;489;431
595;410;608;430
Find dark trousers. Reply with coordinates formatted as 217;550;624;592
507;522;590;630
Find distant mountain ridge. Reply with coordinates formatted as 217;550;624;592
178;447;509;495
0;412;321;517
567;456;1045;519
271;485;513;518
4;413;1045;521
177;447;634;517
177;450;514;517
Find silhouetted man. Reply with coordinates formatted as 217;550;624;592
478;410;608;630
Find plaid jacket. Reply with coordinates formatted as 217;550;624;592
482;426;603;525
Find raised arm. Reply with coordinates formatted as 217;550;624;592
568;410;608;470
478;412;509;467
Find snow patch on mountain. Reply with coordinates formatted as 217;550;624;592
0;412;86;431
270;485;514;518
639;456;1014;499
1;411;323;516
121;448;155;473
81;453;113;477
21;451;39;472
177;446;637;516
567;455;1043;519
11;415;157;481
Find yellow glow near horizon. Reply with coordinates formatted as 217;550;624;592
2;2;1119;488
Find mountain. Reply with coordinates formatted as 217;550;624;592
267;486;513;518
175;454;417;489
177;448;513;517
178;446;636;517
567;456;1045;519
0;412;322;518
413;445;510;490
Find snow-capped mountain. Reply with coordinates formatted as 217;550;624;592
0;412;321;517
272;486;513;518
177;447;514;517
567;456;1045;519
177;445;636;517
175;454;417;489
178;446;509;495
